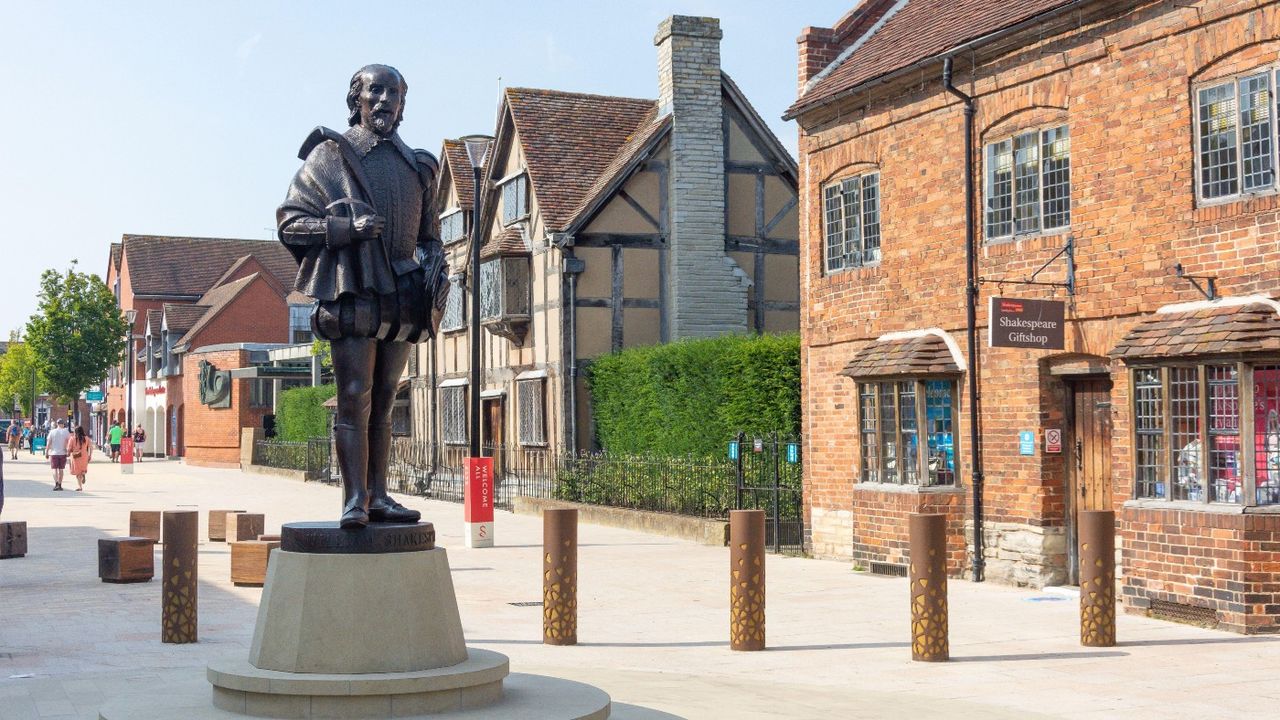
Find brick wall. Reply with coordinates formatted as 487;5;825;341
795;0;1280;598
181;348;273;467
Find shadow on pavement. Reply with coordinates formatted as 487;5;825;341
951;650;1128;662
1119;636;1279;647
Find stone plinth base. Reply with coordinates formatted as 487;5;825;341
250;548;466;674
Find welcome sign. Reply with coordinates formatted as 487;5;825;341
989;297;1066;350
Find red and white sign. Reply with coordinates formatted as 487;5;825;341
464;456;494;548
120;436;135;474
1045;428;1062;454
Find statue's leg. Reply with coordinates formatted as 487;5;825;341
367;340;420;523
331;336;377;528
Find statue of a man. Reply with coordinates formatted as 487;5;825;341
278;64;448;528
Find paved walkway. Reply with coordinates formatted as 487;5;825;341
1;453;1277;719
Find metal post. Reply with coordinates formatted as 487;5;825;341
1079;510;1116;647
909;513;949;662
729;509;766;651
161;510;198;643
543;508;578;645
734;431;744;510
772;432;781;554
469;164;483;459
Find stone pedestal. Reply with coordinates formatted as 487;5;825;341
100;519;677;719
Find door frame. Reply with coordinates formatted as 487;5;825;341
1064;374;1114;585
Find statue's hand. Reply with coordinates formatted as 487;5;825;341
352;214;385;240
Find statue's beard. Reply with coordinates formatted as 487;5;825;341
368;109;396;136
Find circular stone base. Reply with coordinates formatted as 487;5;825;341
207;649;509;717
99;672;615;720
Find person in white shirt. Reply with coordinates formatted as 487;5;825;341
45;419;72;491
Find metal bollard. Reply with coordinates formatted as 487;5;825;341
1079;510;1116;647
161;510;198;643
729;509;766;651
543;509;578;645
909;513;948;662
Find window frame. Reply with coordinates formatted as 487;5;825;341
500;174;529;226
439;384;467;446
288;304;313;345
855;377;960;488
1129;360;1280;507
517;378;547;447
440;208;466;245
1193;64;1280;206
440;276;466;333
821;170;882;275
983;123;1071;243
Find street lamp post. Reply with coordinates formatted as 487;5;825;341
460;134;493;548
124;309;136;474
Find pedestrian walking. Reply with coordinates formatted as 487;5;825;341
108;421;123;462
132;424;146;462
23;423;33;455
6;421;19;460
45;419;71;491
67;425;93;492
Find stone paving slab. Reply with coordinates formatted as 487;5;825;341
1;453;1278;718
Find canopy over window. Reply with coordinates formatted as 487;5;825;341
1111;299;1280;362
839;331;963;380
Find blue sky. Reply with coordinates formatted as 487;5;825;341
0;0;850;335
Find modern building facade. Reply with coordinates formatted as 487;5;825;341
790;0;1280;632
415;15;801;467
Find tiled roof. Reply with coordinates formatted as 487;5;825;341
174;274;260;350
567;108;670;228
505;87;656;232
121;235;296;297
839;333;963;379
162;303;209;334
1111;301;1280;361
144;308;162;336
481;227;528;259
109;243;122;274
787;0;1081;119
442;139;476;208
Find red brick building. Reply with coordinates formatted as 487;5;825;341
789;0;1280;632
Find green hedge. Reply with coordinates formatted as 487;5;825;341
276;384;336;441
586;333;800;456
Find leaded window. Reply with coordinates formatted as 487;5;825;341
480;261;501;320
517;378;546;446
440;386;466;445
441;278;464;332
1132;363;1280;505
985;125;1070;241
857;378;957;486
289;304;313;344
822;172;881;273
501;175;528;225
1196;67;1279;201
440;210;465;244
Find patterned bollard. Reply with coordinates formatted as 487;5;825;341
542;509;578;645
729;509;766;651
1079;510;1116;647
162;510;198;643
909;513;948;662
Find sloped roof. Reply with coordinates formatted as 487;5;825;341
505;87;657;232
173;274;260;350
787;0;1083;119
481;227;528;260
839;333;963;379
1111;301;1280;361
162;303;209;334
567;108;670;230
144;308;162;336
109;243;122;275
442;139;476;208
121;235;295;297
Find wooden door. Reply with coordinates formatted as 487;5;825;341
1067;377;1113;584
482;399;503;474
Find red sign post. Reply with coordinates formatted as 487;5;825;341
464;456;494;548
120;436;135;474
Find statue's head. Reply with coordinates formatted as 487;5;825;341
347;64;407;137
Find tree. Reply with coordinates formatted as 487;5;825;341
24;262;128;406
0;340;44;416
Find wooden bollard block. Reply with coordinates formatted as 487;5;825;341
208;509;246;542
227;513;265;543
1080;510;1116;647
729;509;766;651
129;511;162;543
257;534;281;542
543;509;578;646
230;540;280;587
98;537;154;583
162;510;198;644
909;513;949;662
0;521;28;559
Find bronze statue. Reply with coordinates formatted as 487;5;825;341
278;64;449;528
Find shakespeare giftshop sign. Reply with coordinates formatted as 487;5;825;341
988;297;1065;350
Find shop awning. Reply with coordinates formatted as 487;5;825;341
838;330;964;380
1110;298;1280;362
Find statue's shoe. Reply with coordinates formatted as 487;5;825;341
340;505;369;529
368;497;421;524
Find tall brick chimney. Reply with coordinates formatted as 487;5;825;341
655;15;748;339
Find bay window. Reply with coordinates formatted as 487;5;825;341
857;378;957;486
